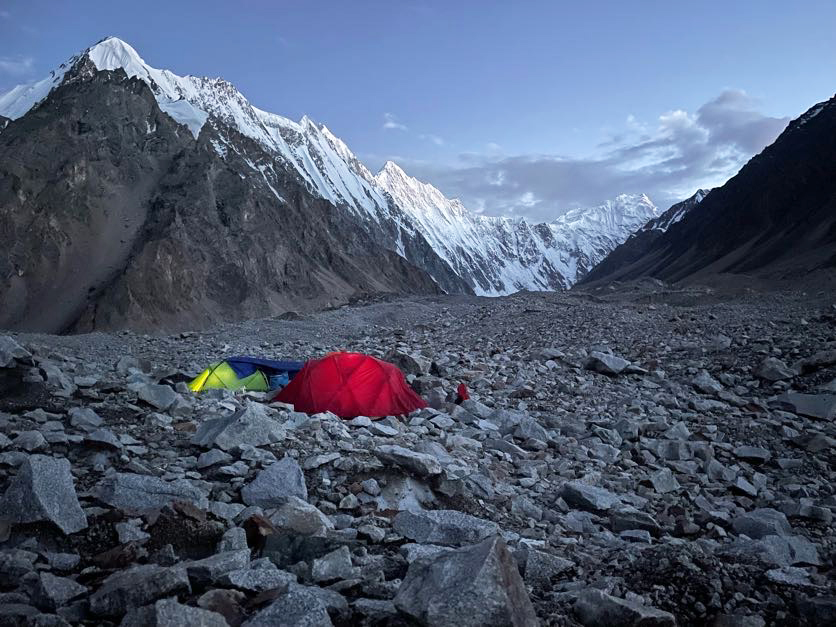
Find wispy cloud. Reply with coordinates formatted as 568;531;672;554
408;89;790;221
0;10;10;18
382;112;408;131
0;56;35;75
419;133;445;146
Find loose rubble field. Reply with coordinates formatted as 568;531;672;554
0;282;834;626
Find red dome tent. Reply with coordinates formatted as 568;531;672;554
274;352;428;419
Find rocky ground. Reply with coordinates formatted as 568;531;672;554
0;280;834;626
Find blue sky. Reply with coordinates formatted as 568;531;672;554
1;0;834;218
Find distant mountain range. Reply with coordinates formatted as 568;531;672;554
375;161;658;293
0;37;658;331
583;96;836;286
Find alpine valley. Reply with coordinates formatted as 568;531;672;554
0;37;661;332
2;21;836;627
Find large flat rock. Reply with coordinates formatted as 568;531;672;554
0;454;87;534
96;473;209;512
394;535;538;627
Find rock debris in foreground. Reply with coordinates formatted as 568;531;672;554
0;285;833;624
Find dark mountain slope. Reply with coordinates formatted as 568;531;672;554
581;96;836;286
0;62;439;333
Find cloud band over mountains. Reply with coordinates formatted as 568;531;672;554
407;89;790;221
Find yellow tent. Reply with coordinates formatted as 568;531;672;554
188;357;304;392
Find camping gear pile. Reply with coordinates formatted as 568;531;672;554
189;352;427;419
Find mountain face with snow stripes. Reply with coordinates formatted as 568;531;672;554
0;37;659;330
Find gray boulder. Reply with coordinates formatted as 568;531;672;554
32;572;87;611
268;496;333;536
0;551;36;587
197;449;233;469
794;348;836;374
459;399;494;420
12;431;47;452
243;586;333;626
311;546;354;582
693;370;723;395
0;336;31;367
733;446;771;463
68;407;103;431
219;568;296;593
96;473;209;511
89;565;190;617
585;351;630;375
353;598;399;623
519;547;574;588
192;403;286;450
136;383;179;411
40;360;75;395
86;428;123;449
394;535;538;627
514;417;550;443
374;444;442;477
760;535;821;566
712;615;766;627
185;550;251;587
400;544;455;564
393;509;500;546
609;508;662;536
648;468;680;494
0;604;52;626
0;454;87;534
560;481;622;512
121;598;227;627
384;350;430;375
724;535;821;568
573;588;675;626
116;356;150;376
755;357;795;381
241;456;307;507
732;508;793;539
774;392;836;420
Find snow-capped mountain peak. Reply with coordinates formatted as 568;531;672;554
372;158;658;294
0;36;660;296
376;161;467;219
86;36;147;75
380;160;407;176
555;193;657;231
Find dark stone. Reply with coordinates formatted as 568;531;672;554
394;536;538;626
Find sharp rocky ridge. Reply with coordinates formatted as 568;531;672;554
0;37;658;331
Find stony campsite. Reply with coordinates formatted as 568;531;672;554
1;282;834;625
2;3;836;625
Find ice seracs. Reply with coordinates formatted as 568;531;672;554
0;35;659;294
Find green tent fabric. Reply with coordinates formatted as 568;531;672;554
189;360;270;391
189;357;304;392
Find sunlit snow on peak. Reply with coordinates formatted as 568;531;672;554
0;36;663;295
